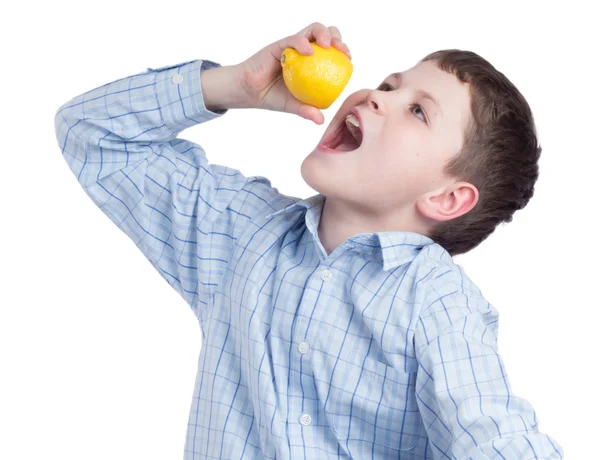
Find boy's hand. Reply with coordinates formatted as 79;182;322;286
236;22;351;124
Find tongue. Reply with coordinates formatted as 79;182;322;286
334;125;360;152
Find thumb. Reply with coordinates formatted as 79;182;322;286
280;91;324;124
296;103;325;125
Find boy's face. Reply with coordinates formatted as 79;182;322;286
301;60;473;224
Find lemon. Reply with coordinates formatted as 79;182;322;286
280;42;353;109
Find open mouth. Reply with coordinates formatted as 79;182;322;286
320;111;364;153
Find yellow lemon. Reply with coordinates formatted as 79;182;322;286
280;42;353;109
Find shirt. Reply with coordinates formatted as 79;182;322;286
54;58;564;460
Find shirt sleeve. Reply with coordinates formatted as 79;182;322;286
54;59;284;320
413;265;564;459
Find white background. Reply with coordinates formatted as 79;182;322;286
1;0;597;458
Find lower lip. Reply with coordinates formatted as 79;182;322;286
316;141;361;155
316;142;345;154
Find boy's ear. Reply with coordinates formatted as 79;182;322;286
416;182;479;222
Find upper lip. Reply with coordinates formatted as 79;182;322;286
349;106;363;135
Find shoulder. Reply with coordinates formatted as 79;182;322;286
412;244;500;347
215;174;302;226
412;243;495;315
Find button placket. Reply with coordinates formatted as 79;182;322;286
294;267;336;430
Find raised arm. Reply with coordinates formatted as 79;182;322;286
54;23;351;322
54;59;264;316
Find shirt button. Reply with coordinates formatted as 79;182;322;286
171;74;184;84
297;341;310;354
320;269;333;281
299;413;312;426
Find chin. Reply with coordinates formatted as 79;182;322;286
302;158;357;204
301;153;347;197
300;154;324;193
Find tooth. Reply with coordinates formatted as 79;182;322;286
345;115;362;143
345;113;359;127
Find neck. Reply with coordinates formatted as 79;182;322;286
317;195;431;255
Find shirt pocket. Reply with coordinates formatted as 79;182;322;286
323;354;423;452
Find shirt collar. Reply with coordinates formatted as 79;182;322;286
264;194;436;271
265;194;324;220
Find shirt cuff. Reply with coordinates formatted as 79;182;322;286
151;59;227;134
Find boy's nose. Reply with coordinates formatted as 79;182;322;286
366;89;385;114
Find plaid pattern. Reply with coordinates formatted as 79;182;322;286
54;58;563;459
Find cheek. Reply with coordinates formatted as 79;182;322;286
370;132;439;193
379;122;424;150
378;130;425;169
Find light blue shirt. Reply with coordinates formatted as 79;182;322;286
54;58;564;459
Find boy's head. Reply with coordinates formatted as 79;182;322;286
301;50;541;256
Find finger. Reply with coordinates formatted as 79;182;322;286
274;34;314;59
328;26;342;42
298;22;332;48
298;104;325;125
332;37;352;60
281;92;324;124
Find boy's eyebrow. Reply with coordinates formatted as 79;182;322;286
390;72;443;116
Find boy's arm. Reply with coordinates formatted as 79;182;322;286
414;266;564;459
54;59;283;318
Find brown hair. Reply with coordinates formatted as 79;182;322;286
420;50;541;256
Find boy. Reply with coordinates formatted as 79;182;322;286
54;22;563;460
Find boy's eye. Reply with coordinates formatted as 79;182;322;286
376;83;428;124
377;82;392;91
411;105;427;124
